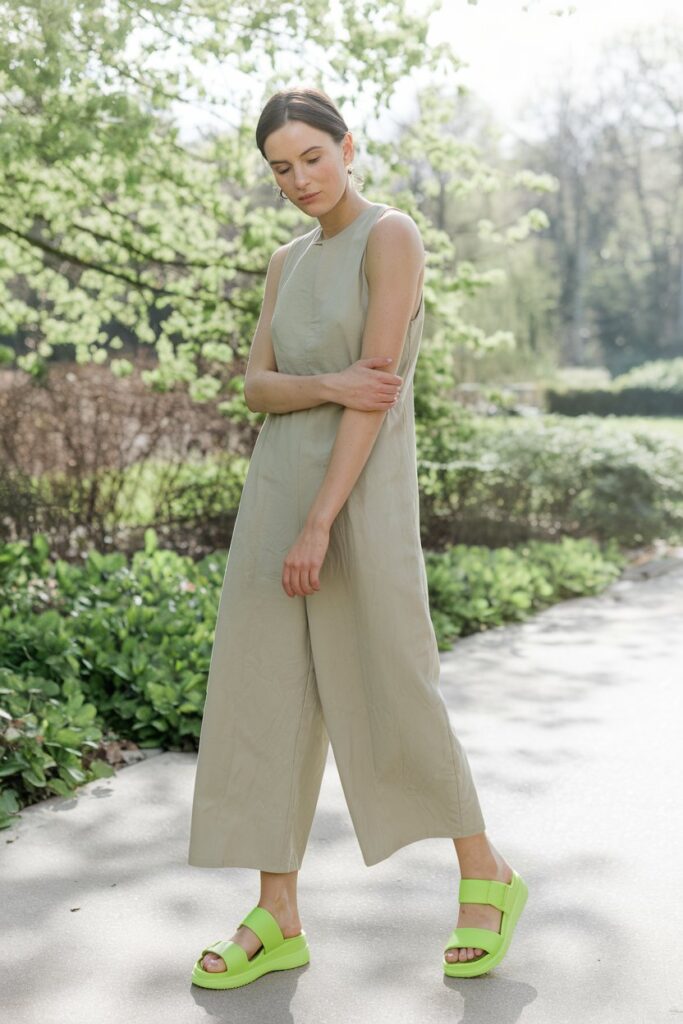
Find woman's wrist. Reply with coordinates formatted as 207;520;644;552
320;372;343;405
305;510;334;532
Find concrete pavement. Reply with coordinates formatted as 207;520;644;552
2;556;683;1023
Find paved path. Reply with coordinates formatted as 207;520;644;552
2;559;683;1023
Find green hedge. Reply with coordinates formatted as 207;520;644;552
546;386;683;416
0;529;625;827
417;415;683;547
546;358;683;416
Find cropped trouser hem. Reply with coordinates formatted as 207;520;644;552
186;815;487;874
360;817;488;868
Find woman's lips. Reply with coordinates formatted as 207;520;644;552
300;192;320;204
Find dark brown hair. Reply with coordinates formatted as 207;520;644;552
255;87;350;164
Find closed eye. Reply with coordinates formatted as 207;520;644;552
276;158;320;173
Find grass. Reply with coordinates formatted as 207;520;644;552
604;416;683;444
478;412;683;445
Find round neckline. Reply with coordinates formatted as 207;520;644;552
314;203;384;244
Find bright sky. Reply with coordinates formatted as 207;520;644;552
172;0;682;145
375;0;683;146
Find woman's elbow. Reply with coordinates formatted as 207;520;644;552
243;376;261;412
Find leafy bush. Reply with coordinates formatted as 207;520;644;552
417;415;683;547
426;536;624;649
546;358;683;415
612;358;683;391
0;670;113;829
0;530;221;752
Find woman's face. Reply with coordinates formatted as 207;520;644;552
264;121;351;213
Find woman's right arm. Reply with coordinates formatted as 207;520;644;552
244;244;402;415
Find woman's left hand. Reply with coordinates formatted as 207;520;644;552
282;521;330;597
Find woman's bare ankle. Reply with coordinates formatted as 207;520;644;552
258;870;302;933
453;834;511;880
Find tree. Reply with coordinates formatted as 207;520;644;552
0;0;550;413
0;0;451;400
518;20;683;373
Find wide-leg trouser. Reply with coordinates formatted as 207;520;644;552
187;505;486;872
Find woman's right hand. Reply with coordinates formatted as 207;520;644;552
329;357;403;411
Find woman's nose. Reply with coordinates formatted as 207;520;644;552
293;168;310;189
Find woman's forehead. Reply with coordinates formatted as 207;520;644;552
265;123;332;162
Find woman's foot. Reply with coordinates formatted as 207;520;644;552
445;836;514;965
201;898;303;974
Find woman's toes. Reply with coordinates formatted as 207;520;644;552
445;947;485;962
202;953;226;972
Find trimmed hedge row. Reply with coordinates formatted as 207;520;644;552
546;358;683;417
546;387;683;417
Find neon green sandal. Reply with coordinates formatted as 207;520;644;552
191;905;310;990
443;868;528;978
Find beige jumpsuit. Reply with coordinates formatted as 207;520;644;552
187;202;486;873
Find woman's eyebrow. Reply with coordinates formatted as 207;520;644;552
268;146;322;166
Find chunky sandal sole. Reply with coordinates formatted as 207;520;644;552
443;868;528;978
191;906;310;990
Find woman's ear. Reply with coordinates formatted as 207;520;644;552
342;131;354;170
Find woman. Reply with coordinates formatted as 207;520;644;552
188;86;527;988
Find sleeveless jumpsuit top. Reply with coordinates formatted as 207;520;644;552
251;202;426;579
186;201;486;872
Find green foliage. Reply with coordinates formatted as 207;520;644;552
0;0;453;387
0;1;552;417
547;358;683;415
546;388;683;417
0;530;223;753
367;83;556;402
417;414;683;547
612;358;683;392
426;536;624;649
0;669;113;829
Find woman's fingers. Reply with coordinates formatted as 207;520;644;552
283;562;320;596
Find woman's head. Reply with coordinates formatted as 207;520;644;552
256;87;359;213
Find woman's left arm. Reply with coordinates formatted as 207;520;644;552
281;211;424;597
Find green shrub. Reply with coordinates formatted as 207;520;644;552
612;358;683;391
0;671;113;829
546;358;683;416
417;415;683;547
426;536;624;649
0;530;221;753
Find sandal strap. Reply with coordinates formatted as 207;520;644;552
238;905;284;954
444;926;502;955
201;939;249;970
459;876;515;912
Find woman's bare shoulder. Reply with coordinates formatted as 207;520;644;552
269;241;290;271
367;206;423;253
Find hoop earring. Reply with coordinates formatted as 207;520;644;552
279;188;286;200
